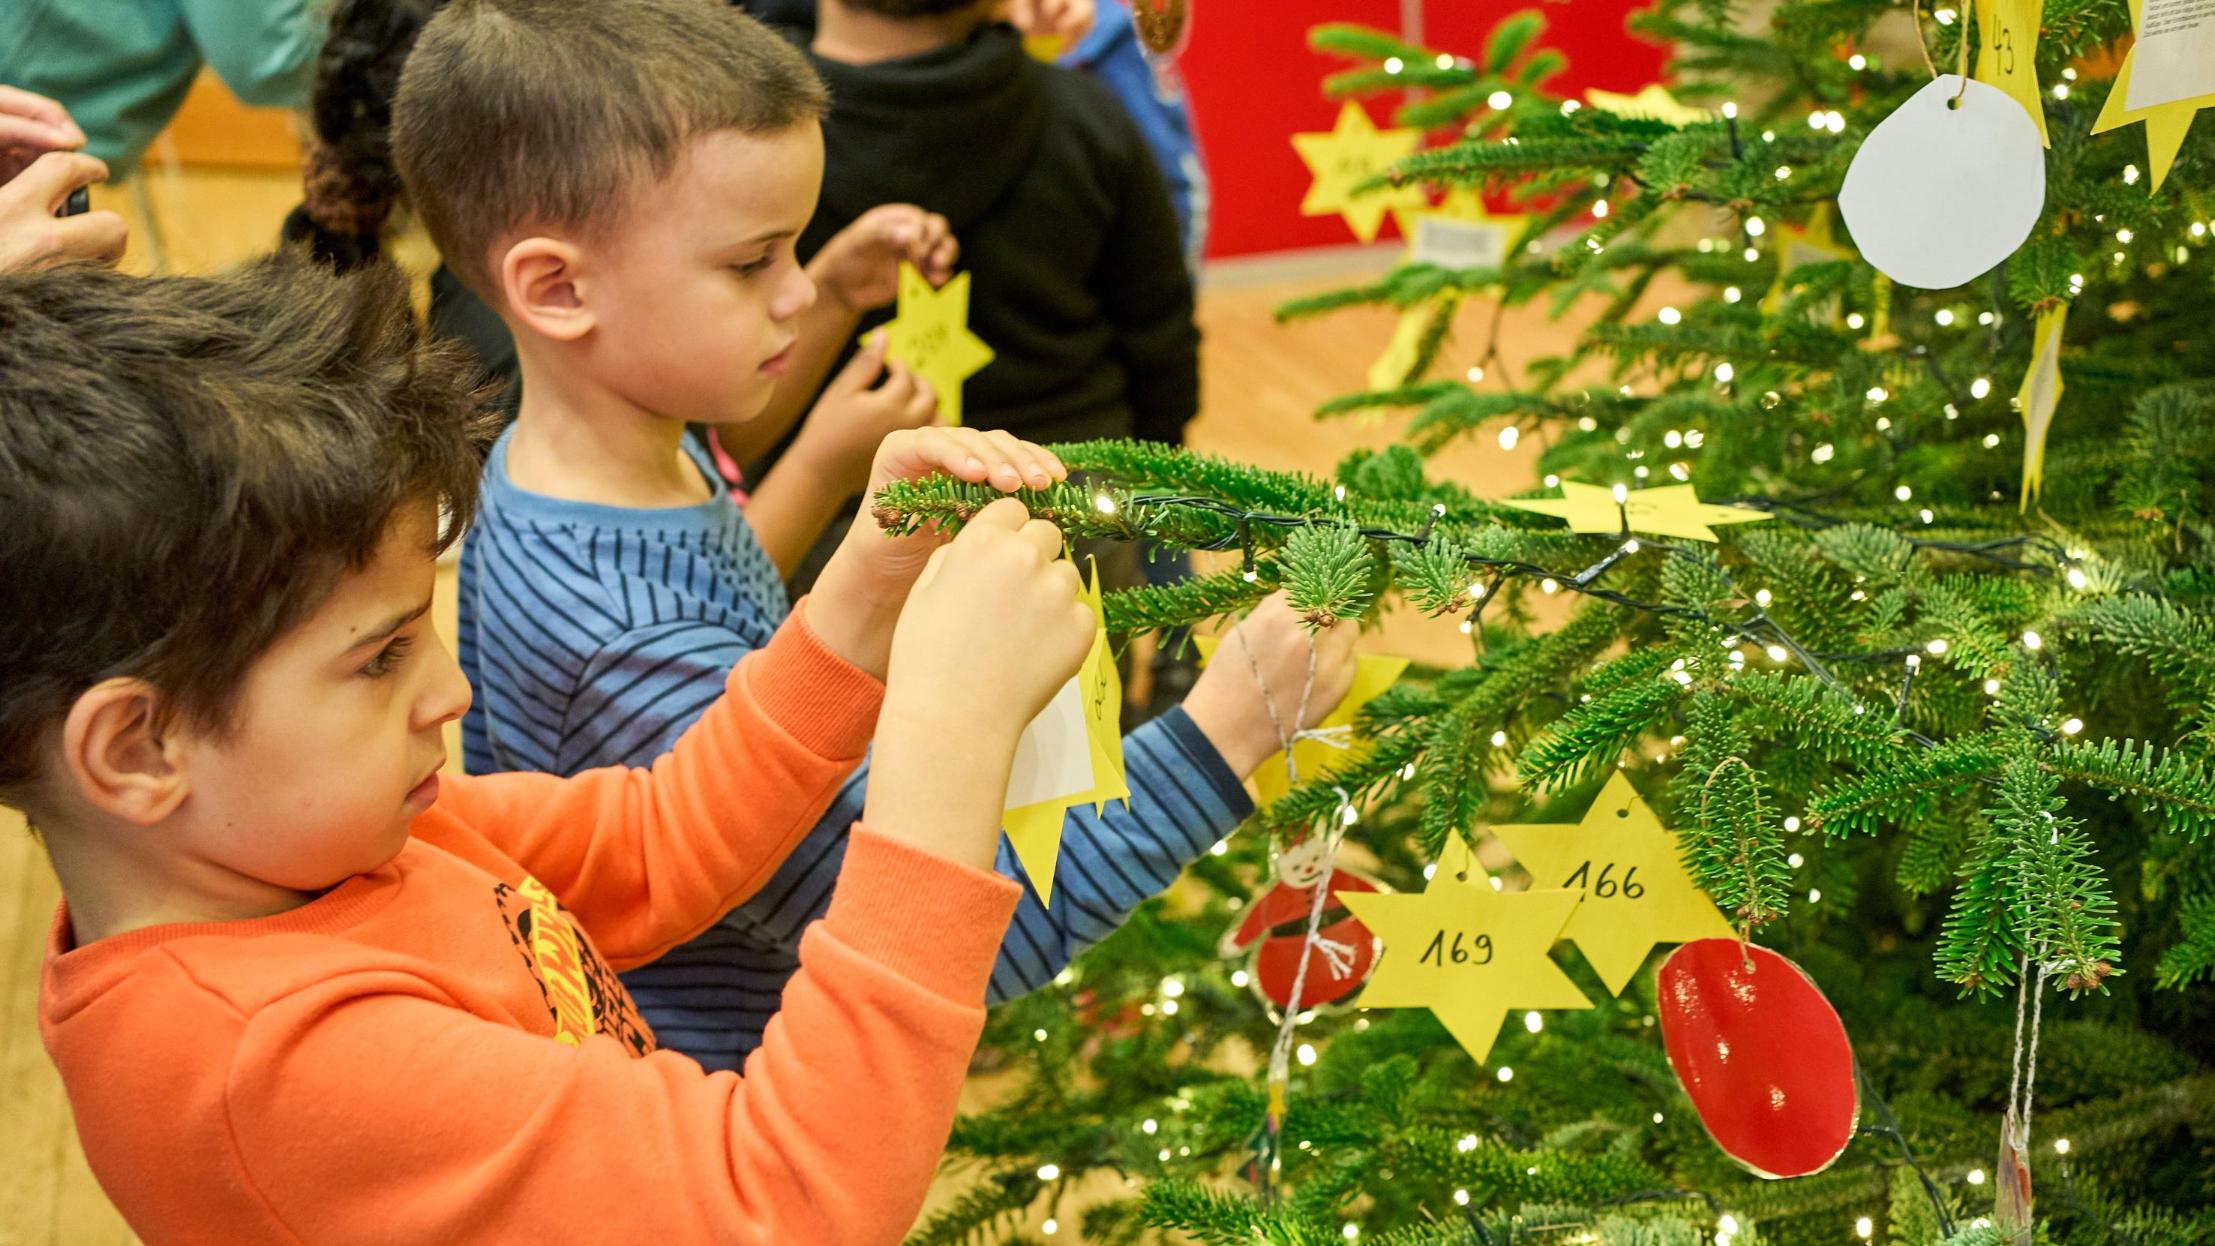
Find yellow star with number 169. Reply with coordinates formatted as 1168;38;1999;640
1338;869;1591;1063
2092;0;2215;193
1292;100;1426;244
1503;481;1771;543
878;263;995;426
1492;772;1735;996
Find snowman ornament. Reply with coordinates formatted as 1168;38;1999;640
1218;835;1385;1017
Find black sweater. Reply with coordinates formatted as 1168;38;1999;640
789;22;1199;445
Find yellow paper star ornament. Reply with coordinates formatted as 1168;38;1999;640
1976;0;2050;144
1292;100;1426;243
1003;560;1127;904
1193;639;1410;807
1584;84;1716;128
2091;0;2215;192
1504;482;1772;543
1492;772;1735;995
1392;188;1530;271
878;263;996;425
1338;870;1592;1063
2018;303;2068;510
1764;205;1857;318
1368;298;1456;393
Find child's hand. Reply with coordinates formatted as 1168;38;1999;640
808;204;957;316
787;331;940;497
865;499;1096;867
1180;592;1361;779
809;429;1067;679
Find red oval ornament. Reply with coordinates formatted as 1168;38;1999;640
1657;939;1858;1179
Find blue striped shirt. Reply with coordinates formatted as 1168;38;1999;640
457;427;1252;1072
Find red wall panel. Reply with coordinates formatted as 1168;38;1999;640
1182;0;1670;259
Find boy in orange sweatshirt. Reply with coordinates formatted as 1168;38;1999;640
4;256;1093;1244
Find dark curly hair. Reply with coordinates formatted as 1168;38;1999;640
283;0;451;269
0;256;497;809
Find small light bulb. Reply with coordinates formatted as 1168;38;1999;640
1985;679;2001;695
1524;1011;1543;1033
1296;1043;1317;1067
1384;57;1404;73
1454;1188;1472;1205
1967;1168;1986;1186
1231;969;1249;987
1541;578;1561;594
1094;494;1117;515
1935;308;1955;326
1497;1066;1515;1083
1856;1217;1874;1239
1894;484;1912;501
1436;53;1456;69
1658;305;1682;325
1775;165;1793;181
1498;425;1520;450
2067;567;2088;589
1746;216;1767;237
1044;1219;1059;1236
1927;638;1950;655
1812;443;1836;463
1847;312;1868;330
1467;365;1486;383
1788;852;1805;868
1489;90;1514;110
1972;377;1992;399
1755;588;1773;607
1809;888;1823;903
2022;629;2043;651
1783;815;1802;832
2061;717;2084;736
1720;1216;1741;1235
1982;433;2002;448
1490;730;1509;747
1827;111;1846;133
1038;1163;1062;1181
1593;198;1611;219
1868;387;1890;404
1724;286;1742;303
1722;101;1739;119
2054;1138;2071;1154
1766;644;1789;663
1612;482;1629;503
1345;1225;1360;1242
1849;53;1868;70
1457;1133;1479;1152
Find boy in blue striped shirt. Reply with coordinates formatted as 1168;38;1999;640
395;0;1357;1072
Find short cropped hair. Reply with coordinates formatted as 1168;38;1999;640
0;258;493;808
391;0;829;297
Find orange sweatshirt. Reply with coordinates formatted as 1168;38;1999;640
38;602;1021;1246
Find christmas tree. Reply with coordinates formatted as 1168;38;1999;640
880;2;2215;1242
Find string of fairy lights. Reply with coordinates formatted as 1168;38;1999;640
994;22;2204;1244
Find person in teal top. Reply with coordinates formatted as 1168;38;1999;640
0;0;321;175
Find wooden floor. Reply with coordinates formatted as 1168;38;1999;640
0;157;1596;1244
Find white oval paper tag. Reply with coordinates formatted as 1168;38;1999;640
1839;75;2045;290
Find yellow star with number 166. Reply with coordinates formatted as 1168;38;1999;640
1492;772;1735;996
1338;869;1591;1063
2092;0;2215;193
1292;101;1426;244
1504;481;1771;543
877;263;995;426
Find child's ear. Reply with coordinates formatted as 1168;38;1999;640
59;679;189;825
498;236;594;342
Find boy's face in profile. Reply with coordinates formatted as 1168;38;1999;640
172;504;471;892
568;124;828;427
